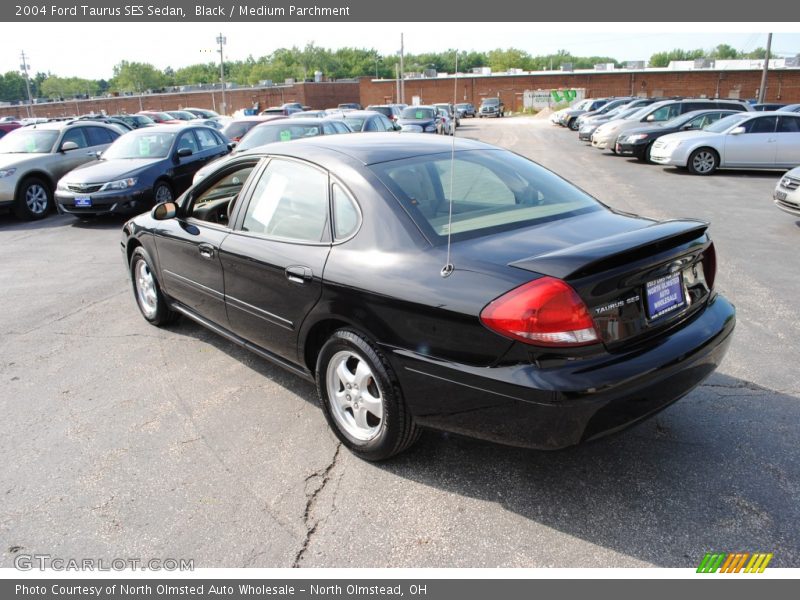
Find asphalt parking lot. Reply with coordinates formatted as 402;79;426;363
1;116;799;569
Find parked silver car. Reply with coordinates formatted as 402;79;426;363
0;120;122;219
774;166;800;217
650;111;800;175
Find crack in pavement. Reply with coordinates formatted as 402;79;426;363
292;443;342;568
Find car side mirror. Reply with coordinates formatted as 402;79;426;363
729;126;746;135
393;123;402;131
176;147;193;158
681;124;695;130
60;141;79;152
227;141;237;150
645;115;655;122
94;150;103;158
152;201;177;220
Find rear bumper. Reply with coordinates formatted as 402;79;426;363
387;294;735;450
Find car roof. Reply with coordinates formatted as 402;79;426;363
250;132;495;166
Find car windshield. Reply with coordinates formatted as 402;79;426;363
456;104;470;108
367;107;391;117
481;99;500;106
238;124;323;151
627;105;658;120
102;131;176;159
703;113;751;133
0;129;59;153
614;107;643;119
401;107;435;119
371;149;602;242
144;112;174;122
344;117;366;130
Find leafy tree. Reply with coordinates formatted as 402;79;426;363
110;60;167;93
0;71;27;102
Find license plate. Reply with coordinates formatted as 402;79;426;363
75;196;92;207
645;273;685;320
775;190;787;201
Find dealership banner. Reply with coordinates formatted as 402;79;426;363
4;579;799;599
1;0;779;22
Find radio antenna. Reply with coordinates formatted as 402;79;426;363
440;51;458;278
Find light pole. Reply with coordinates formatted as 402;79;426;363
758;33;773;104
19;50;34;118
217;33;227;115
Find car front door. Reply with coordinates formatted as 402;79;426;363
723;116;778;167
775;115;800;167
53;127;95;180
154;159;262;326
220;157;332;363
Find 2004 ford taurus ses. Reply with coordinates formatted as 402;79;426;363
121;133;735;461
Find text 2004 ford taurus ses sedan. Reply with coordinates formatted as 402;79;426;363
121;134;735;461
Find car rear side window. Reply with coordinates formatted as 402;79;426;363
332;183;360;240
86;126;116;145
241;159;329;242
777;116;800;133
371;150;601;242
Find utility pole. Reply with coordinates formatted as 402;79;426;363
758;33;773;103
217;33;227;115
395;64;400;103
19;51;34;118
399;33;405;104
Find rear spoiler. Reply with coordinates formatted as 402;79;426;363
509;220;709;280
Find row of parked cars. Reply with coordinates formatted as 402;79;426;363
0;99;488;220
551;95;800;220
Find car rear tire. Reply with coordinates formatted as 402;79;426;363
129;246;178;326
568;118;579;131
688;148;719;175
14;176;52;220
316;329;420;461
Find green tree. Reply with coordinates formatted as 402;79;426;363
110;60;167;93
649;48;704;67
0;71;27;102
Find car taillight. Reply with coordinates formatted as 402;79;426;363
480;277;599;347
703;242;717;290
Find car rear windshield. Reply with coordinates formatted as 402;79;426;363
223;121;260;140
238;124;323;150
0;129;59;153
367;107;392;117
103;131;177;159
370;149;602;242
401;107;435;120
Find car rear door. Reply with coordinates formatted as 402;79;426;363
775;115;800;167
723;115;778;167
220;157;332;363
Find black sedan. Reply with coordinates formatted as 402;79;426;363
56;124;229;216
615;109;739;162
396;106;443;134
121;134;734;461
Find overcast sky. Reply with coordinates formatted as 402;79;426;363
2;23;799;79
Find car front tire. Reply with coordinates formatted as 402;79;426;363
14;176;52;220
687;148;719;175
129;246;178;326
316;329;420;461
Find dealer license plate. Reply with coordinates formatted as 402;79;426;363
75;196;92;207
645;273;685;320
775;190;787;201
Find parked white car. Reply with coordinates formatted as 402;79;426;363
649;111;800;175
774;166;800;217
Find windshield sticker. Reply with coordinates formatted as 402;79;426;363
279;130;292;142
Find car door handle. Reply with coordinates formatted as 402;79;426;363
285;265;312;284
198;244;216;259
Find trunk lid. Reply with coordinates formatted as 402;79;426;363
507;219;714;348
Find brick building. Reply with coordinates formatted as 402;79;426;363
2;68;798;120
360;68;800;111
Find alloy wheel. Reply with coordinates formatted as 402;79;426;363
325;350;384;441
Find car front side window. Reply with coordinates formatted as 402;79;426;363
241;159;330;243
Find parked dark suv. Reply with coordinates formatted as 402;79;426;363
479;98;504;118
